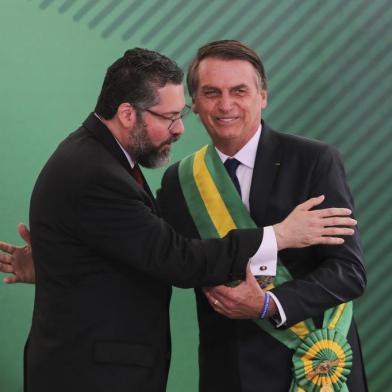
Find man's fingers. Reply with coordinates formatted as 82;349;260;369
205;290;221;305
0;241;15;255
202;287;212;294
18;224;31;245
204;291;221;309
3;275;19;284
322;227;355;236
205;291;232;316
308;227;354;246
203;286;232;305
297;195;325;211
0;253;13;265
204;290;213;303
322;217;357;227
206;285;237;307
0;262;15;273
208;285;230;296
316;207;352;218
210;288;231;303
316;236;345;245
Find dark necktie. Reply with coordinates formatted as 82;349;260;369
131;163;145;189
224;158;242;198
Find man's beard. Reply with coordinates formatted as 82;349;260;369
128;117;179;168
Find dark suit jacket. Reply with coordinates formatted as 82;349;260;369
157;122;368;392
27;113;263;392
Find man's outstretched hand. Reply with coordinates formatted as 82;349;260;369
273;195;356;250
0;224;35;283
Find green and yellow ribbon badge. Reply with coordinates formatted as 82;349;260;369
179;145;353;392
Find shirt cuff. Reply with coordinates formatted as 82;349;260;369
268;291;287;327
249;226;277;276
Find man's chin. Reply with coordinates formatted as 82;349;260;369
138;151;171;169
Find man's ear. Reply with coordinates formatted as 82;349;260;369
191;99;198;114
117;102;137;128
260;88;268;110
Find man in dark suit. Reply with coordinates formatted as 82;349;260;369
157;40;368;391
0;47;358;392
23;47;269;392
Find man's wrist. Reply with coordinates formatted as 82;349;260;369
272;223;286;251
268;291;287;327
258;291;271;320
267;294;278;318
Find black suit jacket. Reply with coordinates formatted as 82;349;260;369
27;113;263;392
157;122;368;392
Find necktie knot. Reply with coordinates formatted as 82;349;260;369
224;158;241;175
224;158;242;197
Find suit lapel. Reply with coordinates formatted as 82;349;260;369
83;113;159;214
249;122;282;226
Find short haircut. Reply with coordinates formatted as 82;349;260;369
95;48;183;119
187;40;267;98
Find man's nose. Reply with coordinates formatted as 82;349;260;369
170;118;185;136
217;92;234;112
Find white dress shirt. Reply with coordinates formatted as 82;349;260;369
115;137;136;168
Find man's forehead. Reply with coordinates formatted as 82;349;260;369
197;58;257;84
154;83;185;111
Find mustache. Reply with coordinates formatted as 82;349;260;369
158;134;180;148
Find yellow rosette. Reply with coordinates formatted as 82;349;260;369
293;328;352;391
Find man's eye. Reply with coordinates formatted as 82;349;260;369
204;91;219;97
164;114;178;120
235;89;246;95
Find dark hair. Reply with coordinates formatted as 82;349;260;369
95;48;183;119
187;40;267;98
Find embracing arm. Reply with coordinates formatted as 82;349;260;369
74;170;261;288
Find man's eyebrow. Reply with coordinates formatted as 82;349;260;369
230;84;249;90
200;85;220;90
200;84;250;91
160;105;187;116
161;111;179;115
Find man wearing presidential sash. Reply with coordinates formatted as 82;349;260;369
157;40;368;391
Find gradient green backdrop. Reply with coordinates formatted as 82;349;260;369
1;1;391;391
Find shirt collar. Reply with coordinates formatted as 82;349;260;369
94;112;135;168
114;138;135;169
215;124;262;169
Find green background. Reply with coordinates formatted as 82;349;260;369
1;1;391;391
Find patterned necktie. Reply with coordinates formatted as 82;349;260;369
224;158;242;198
131;163;145;189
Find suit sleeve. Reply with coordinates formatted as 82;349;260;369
75;166;262;288
157;163;207;239
272;144;366;327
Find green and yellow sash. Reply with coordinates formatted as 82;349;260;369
179;144;353;392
